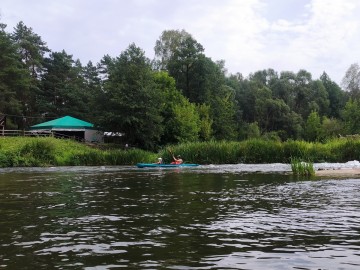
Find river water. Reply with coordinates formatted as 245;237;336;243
1;163;360;269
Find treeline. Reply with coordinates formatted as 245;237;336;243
1;21;360;150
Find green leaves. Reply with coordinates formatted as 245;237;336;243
99;44;163;150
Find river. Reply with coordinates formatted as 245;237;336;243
1;164;360;269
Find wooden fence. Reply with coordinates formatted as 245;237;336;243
0;129;52;137
0;130;86;142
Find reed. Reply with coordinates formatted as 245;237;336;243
330;139;360;162
104;148;157;165
159;141;242;164
240;138;283;163
2;136;360;167
290;158;315;176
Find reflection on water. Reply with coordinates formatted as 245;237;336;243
0;165;360;269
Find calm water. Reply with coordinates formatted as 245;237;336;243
1;164;360;269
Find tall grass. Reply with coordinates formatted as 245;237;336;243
0;137;156;167
1;137;360;167
290;158;315;176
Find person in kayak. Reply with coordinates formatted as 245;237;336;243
157;157;163;164
171;154;183;164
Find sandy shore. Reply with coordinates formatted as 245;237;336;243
315;168;360;176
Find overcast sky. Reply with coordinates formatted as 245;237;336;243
1;0;359;84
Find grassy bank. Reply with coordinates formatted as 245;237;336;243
0;137;156;167
1;137;360;167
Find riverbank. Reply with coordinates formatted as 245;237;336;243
316;168;360;176
2;136;360;167
0;137;157;167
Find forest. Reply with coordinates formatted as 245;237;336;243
1;21;360;151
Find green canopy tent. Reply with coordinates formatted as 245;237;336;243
30;115;103;142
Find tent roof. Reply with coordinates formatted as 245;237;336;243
30;115;94;130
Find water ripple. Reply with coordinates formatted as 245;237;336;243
1;166;360;269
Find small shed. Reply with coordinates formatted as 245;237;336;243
30;115;103;143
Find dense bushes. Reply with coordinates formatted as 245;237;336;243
1;137;360;167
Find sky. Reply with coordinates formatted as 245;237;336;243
1;0;360;85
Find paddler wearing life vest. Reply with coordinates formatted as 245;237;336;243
171;154;183;165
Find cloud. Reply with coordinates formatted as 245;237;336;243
194;0;360;83
270;0;360;81
1;0;360;84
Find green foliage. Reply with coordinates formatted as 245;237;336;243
240;139;283;163
104;149;157;165
39;51;90;120
0;137;157;167
332;139;360;162
99;44;163;150
0;151;12;167
19;139;55;165
196;103;213;141
282;140;310;161
159;141;241;164
342;98;360;134
320;117;344;140
154;71;200;144
154;29;193;70
0;24;27;120
1;137;360;167
210;85;237;140
320;72;346;118
243;122;261;140
171;103;200;142
304;111;321;141
290;158;315;176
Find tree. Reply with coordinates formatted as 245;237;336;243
153;71;200;144
39;50;89;119
0;22;28;128
210;85;237;140
244;122;261;139
166;35;205;99
154;29;192;70
304;111;321;141
196;103;213;141
341;98;360;134
11;21;50;122
154;30;207;99
249;68;279;87
342;63;360;99
320;72;346;118
320;117;344;140
308;80;330;116
100;43;163;150
171;103;200;143
11;21;50;79
274;71;297;109
293;70;313;118
155;30;237;140
82;61;103;123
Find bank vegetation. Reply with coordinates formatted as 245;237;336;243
1;137;360;168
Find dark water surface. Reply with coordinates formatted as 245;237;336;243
1;165;360;269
